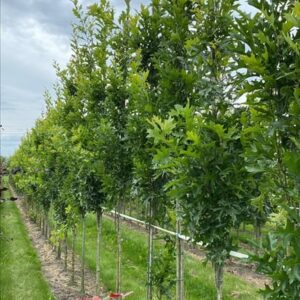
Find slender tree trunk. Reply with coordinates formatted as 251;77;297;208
116;203;122;293
47;220;51;241
255;220;259;240
45;215;48;239
81;213;86;295
71;228;76;284
64;231;68;271
214;263;224;300
39;215;42;231
42;216;45;235
96;209;103;295
147;200;154;300
254;220;262;253
236;228;240;247
258;224;262;249
57;239;62;260
254;226;258;254
129;202;132;217
176;199;184;300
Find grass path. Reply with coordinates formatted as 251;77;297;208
0;185;54;300
72;213;262;300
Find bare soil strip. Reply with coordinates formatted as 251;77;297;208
10;189;101;300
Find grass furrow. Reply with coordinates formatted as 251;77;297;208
0;184;54;300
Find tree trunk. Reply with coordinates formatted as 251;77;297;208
45;216;48;239
48;221;52;241
214;263;224;300
71;228;76;284
42;216;45;235
116;204;122;293
258;224;262;249
96;209;103;295
255;220;262;253
129;202;132;217
81;213;86;295
64;231;68;271
57;239;62;260
176;199;184;300
146;200;154;300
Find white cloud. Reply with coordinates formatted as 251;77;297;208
1;1;73;157
1;0;253;157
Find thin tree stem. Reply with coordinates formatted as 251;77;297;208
96;209;102;295
116;203;122;293
64;231;68;271
81;213;86;295
71;228;76;284
176;199;184;300
147;200;154;300
214;263;224;300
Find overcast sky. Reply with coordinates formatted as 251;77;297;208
1;0;253;158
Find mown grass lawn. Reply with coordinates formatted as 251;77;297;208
72;213;261;300
0;182;54;300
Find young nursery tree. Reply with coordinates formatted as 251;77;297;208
235;0;300;297
148;103;249;300
125;2;172;298
96;1;134;293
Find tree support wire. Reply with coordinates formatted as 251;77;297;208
104;208;249;260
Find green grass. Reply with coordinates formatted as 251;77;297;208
72;213;261;300
231;223;274;255
0;180;54;300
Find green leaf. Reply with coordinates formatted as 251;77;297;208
241;53;266;74
186;130;200;145
284;152;300;178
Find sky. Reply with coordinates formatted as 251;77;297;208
1;0;253;158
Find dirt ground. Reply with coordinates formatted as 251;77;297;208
10;188;102;300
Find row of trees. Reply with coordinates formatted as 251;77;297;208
9;0;300;299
